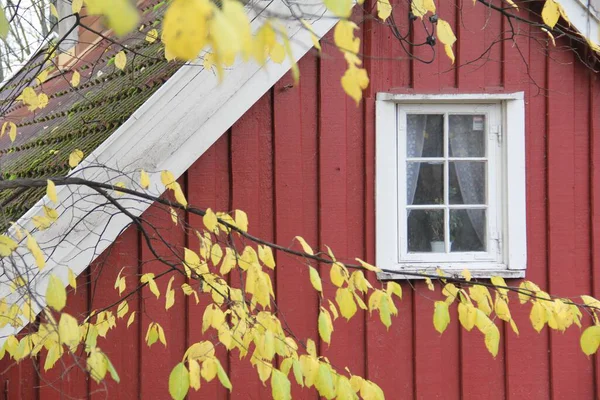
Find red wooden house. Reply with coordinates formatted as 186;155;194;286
0;0;599;398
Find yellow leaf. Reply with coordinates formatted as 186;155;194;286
68;268;77;291
117;300;129;318
259;245;276;269
269;41;285;64
386;282;402;300
38;93;49;109
301;19;321;52
377;0;392;21
411;0;436;18
58;313;79;348
580;325;600;356
530;301;547;332
462;269;472;281
330;262;347;287
271;368;291;400
87;350;108;383
33;215;53;231
203;208;219;233
162;0;211;61
165;276;175;310
220;247;237;275
425;277;435;291
169;362;190;400
0;235;17;256
437;19;456;64
494;295;511;321
189;359;201;390
356;258;382;273
201;358;218;382
69;149;84;168
141;273;160;299
71;70;80;87
235;210;248;232
335;288;357;320
484;323;500;357
334;21;360;63
127;311;136;328
324;0;353;17
458;302;476;331
27;233;45;269
47;180;58;203
295;236;314;255
309;266;322;293
139;169;150;189
433;301;450;334
145;28;158;43
318;307;334;344
72;0;83;14
542;0;560;29
341;64;370;104
85;0;139;36
46;275;66;311
50;4;59;18
21;87;39;109
115;51;127;71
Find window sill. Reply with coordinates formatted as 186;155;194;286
377;266;525;281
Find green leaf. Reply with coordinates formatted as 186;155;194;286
215;358;232;391
271;369;291;400
105;354;120;383
580;325;600;356
168;362;190;400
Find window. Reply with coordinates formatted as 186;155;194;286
376;93;526;279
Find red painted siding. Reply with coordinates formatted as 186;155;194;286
2;3;600;399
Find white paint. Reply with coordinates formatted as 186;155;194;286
375;92;527;279
556;0;600;46
0;0;337;342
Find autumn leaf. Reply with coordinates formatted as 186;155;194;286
115;51;127;71
71;71;80;87
69;149;84;168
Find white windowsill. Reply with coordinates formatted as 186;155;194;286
377;267;525;281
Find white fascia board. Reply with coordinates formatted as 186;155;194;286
0;0;337;343
555;0;600;45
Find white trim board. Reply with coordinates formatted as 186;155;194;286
0;0;337;343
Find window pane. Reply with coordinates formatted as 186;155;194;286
407;114;444;158
408;162;444;205
450;209;486;252
408;209;445;253
449;161;486;205
449;115;486;157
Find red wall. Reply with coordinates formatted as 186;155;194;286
3;2;600;399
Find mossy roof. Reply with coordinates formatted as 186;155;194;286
0;1;184;231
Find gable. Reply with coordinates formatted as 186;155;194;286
0;0;336;342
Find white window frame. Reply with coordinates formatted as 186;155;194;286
375;92;526;280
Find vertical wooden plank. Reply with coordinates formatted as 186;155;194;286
2;343;38;400
363;95;414;394
363;0;411;96
89;226;140;400
139;192;187;400
186;134;231;400
318;25;367;377
228;92;274;399
456;5;505;399
547;44;594;398
410;5;460;399
273;54;320;398
590;71;600;396
502;17;551;399
456;1;487;90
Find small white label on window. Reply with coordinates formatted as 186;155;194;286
472;116;484;131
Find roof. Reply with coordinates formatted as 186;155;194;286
0;0;182;231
